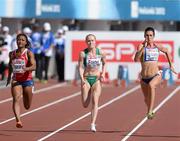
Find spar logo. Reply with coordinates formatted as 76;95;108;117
72;40;174;62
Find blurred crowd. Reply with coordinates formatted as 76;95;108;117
0;22;68;83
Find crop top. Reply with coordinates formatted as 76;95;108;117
12;49;33;81
144;46;159;62
83;48;101;69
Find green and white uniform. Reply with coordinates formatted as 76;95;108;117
83;48;102;86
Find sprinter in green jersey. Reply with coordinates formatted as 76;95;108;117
78;34;106;132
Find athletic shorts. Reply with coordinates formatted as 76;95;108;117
12;80;34;87
142;71;162;84
85;76;98;87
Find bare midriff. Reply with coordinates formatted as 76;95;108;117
84;67;101;77
141;61;159;78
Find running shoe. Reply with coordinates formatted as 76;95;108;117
90;123;96;132
147;111;155;120
16;121;23;128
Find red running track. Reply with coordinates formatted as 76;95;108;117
0;79;179;141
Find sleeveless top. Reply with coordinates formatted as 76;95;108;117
83;48;102;69
144;46;159;62
12;48;33;82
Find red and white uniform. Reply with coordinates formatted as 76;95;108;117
12;49;32;82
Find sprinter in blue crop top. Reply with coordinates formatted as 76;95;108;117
134;27;177;120
78;34;106;132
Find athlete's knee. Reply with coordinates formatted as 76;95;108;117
13;95;21;102
92;103;98;109
92;99;99;107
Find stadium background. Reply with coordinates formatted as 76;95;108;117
0;0;180;81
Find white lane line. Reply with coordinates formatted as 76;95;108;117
0;81;8;89
0;85;10;89
121;86;180;141
37;85;141;141
0;98;12;104
0;91;81;125
0;82;67;104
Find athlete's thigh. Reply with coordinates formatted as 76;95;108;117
23;86;33;94
92;80;102;98
11;81;22;98
81;81;91;100
22;86;33;102
149;75;162;88
140;80;149;97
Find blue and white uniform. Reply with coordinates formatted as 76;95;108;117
142;46;162;84
144;46;159;62
83;48;102;86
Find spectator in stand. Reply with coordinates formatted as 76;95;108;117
0;26;12;80
62;25;69;39
54;29;65;82
40;22;55;83
23;27;33;51
11;29;22;51
69;19;80;31
30;24;42;82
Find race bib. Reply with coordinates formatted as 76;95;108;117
87;55;101;68
145;48;159;61
12;59;25;73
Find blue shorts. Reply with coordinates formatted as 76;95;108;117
12;80;34;87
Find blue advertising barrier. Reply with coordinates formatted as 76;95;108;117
115;65;129;87
161;67;174;86
1;0;180;21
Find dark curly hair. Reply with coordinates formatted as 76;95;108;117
16;33;31;48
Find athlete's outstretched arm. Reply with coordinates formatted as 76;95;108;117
78;51;86;84
100;49;106;81
24;51;36;72
134;43;144;62
157;44;177;74
6;52;13;86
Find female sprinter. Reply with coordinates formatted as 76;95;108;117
78;34;106;132
6;33;36;128
134;27;177;119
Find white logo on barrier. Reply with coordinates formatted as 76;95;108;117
131;1;166;18
116;44;134;60
97;43;135;60
131;1;139;18
36;0;61;16
98;43;114;60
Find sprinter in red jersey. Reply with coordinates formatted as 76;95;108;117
6;33;36;128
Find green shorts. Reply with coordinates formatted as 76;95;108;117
85;76;98;87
